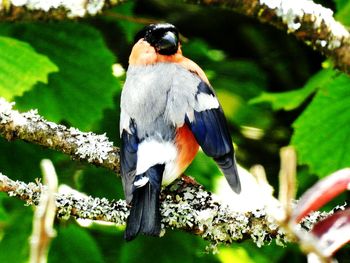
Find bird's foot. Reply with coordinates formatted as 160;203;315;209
180;174;198;186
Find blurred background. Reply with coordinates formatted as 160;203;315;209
0;0;349;262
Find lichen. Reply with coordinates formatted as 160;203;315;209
3;0;109;17
2;173;328;248
0;98;16;124
86;0;105;16
69;128;114;163
260;0;350;50
160;179;287;247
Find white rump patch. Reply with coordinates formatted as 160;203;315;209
136;139;177;175
133;176;149;188
195;93;220;112
162;161;180;186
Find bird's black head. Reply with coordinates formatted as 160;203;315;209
134;23;179;55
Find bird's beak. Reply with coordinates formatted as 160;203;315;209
156;31;178;55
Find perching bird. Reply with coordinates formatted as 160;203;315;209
120;23;241;241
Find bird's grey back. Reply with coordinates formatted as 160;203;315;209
120;63;201;139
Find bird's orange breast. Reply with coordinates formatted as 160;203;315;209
175;124;199;174
128;40;210;85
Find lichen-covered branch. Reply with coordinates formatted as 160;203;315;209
0;0;124;20
0;1;349;74
0;98;120;173
186;0;350;74
0;100;344;247
0;172;337;246
0;97;285;245
0;172;283;246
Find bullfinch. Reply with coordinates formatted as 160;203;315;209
120;23;241;241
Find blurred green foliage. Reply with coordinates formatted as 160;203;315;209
0;22;120;130
335;0;350;25
49;224;105;263
0;0;349;262
292;72;350;176
0;36;58;100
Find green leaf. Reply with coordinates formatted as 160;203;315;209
250;69;336;111
335;0;350;26
0;36;58;100
292;72;350;176
49;224;104;263
0;22;120;130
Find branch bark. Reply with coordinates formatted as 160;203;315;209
0;97;284;245
0;98;120;173
0;0;124;20
0;172;333;247
1;0;349;74
185;0;350;74
0;97;344;247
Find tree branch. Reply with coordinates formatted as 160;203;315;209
0;98;120;173
1;171;333;247
185;0;350;74
1;1;349;74
0;97;344;247
0;97;284;245
0;0;124;20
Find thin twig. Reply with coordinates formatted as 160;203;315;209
278;146;297;220
29;159;58;263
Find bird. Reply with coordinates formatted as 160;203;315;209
120;23;241;241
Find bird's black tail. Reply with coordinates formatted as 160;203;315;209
214;153;241;194
124;164;164;241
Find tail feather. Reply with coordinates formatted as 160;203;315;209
214;153;241;194
124;165;164;241
140;182;162;235
124;186;144;240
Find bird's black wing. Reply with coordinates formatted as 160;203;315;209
185;81;241;193
120;119;139;203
